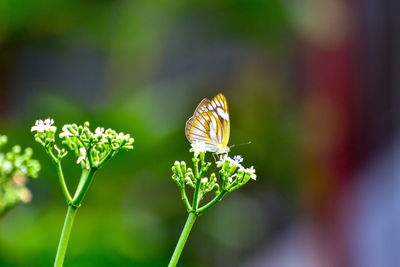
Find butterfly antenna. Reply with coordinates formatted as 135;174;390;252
229;141;251;149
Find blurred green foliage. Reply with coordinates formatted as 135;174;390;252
0;134;40;217
0;0;299;266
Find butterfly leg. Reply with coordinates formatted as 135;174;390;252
212;153;217;163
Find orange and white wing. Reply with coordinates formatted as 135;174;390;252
208;93;230;149
185;93;230;153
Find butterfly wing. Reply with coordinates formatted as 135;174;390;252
209;93;230;150
193;98;210;117
185;98;210;143
185;93;230;153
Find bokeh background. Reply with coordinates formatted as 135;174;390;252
0;0;397;266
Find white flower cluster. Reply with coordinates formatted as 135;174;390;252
0;138;40;180
245;166;256;181
189;141;208;156
189;142;256;182
31;118;57;133
0;135;40;215
199;173;218;193
76;147;87;164
172;161;192;186
172;153;256;213
217;154;256;181
31;118;58;149
32;119;134;169
59;124;134;149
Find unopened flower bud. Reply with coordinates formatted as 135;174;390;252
174;161;182;177
180;161;187;174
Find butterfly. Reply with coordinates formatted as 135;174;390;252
185;93;230;154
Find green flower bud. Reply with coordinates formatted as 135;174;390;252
34;137;43;145
199;152;205;162
180;161;187;174
202;162;211;172
192;157;199;165
241;172;251;185
174;161;182;177
237;168;245;180
214;183;221;195
210;173;217;182
12;146;21;154
186;168;194;180
24;148;33;157
223;159;230;171
0;135;7;146
228;164;238;176
111;142;120;150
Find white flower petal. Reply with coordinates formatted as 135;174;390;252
76;147;87;164
31;118;56;133
190;141;207;156
246;166;256;180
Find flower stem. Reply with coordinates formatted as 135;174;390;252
179;186;191;212
192;178;201;210
168;212;197;267
197;190;228;214
54;205;78;267
55;161;72;203
73;168;96;205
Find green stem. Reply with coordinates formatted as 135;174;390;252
97;150;114;169
192;178;201;210
0;170;14;185
54;205;78;267
197;190;228;214
72;169;90;200
47;148;58;163
179;186;191;212
168;212;197;267
72;168;96;206
55;161;72;203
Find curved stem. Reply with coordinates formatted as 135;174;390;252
97;150;114;169
168;212;197;267
47;148;58;163
55;161;72;203
179;186;191;212
72;169;90;200
72;168;96;206
197;190;228;214
54;205;78;267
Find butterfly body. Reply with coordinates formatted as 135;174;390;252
185;93;230;154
